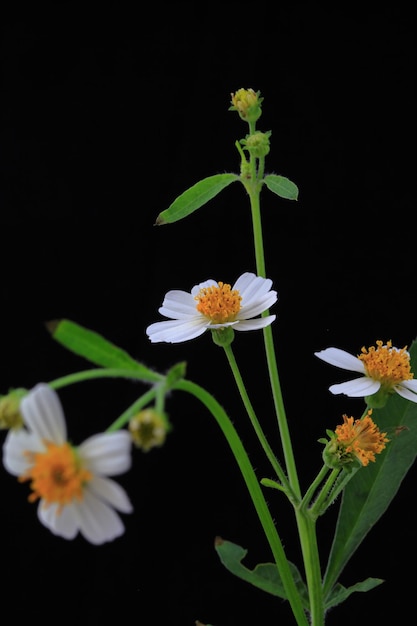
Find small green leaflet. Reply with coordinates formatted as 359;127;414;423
155;173;239;224
215;537;309;609
264;174;299;200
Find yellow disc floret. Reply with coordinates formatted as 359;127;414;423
335;411;389;466
20;441;92;509
358;340;412;387
195;282;242;324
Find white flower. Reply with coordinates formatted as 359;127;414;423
3;383;133;544
146;271;277;343
315;340;417;403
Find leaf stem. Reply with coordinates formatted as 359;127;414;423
223;343;296;502
174;378;309;626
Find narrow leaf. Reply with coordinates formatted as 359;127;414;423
325;578;384;611
264;174;299;200
155;173;239;224
47;319;162;382
215;537;309;608
323;339;417;597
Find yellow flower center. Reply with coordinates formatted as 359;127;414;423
19;441;92;509
335;411;389;466
195;282;242;324
358;340;412;386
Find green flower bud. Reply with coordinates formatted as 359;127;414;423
128;408;171;452
241;131;271;158
229;88;263;123
0;388;27;430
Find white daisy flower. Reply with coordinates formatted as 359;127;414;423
146;271;277;343
3;383;133;544
315;340;417;403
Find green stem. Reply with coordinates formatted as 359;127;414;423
248;188;301;498
49;367;164;389
106;388;157;432
245;177;324;623
300;465;332;511
308;468;341;520
296;515;324;626
223;343;296;502
174;378;309;626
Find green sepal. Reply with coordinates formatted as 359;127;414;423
324;578;384;611
211;327;235;347
323;339;417;597
165;361;187;388
263;174;299;200
47;319;162;382
155;173;239;225
214;537;309;609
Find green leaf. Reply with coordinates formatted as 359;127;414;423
47;319;162;382
323;339;417;598
215;537;309;609
155;173;239;224
325;578;384;611
264;174;299;200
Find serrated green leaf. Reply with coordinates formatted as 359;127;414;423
155;173;239;224
215;537;309;609
323;339;417;598
47;319;162;382
264;174;299;200
325;578;384;611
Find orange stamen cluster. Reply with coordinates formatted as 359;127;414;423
195;282;242;324
335;411;389;466
19;440;92;509
358;340;412;386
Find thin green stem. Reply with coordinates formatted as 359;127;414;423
106;388;157;432
174;378;309;626
300;465;332;512
308;468;341;520
248;188;301;498
49;367;164;389
223;343;296;502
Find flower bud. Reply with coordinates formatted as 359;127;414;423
128;408;171;452
241;131;271;158
230;88;263;123
0;388;26;430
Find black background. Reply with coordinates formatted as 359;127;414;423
1;4;416;625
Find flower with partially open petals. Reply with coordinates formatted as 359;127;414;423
146;271;277;344
322;410;389;468
315;340;417;405
3;383;133;545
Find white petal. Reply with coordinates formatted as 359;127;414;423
329;377;381;397
314;348;365;373
240;291;278;318
234;273;273;301
3;429;42;475
191;279;218;296
87;476;133;513
235;315;276;331
158;290;197;319
400;379;417;392
78;431;132;476
38;501;79;540
146;318;208;343
20;384;67;443
394;384;417;403
73;489;126;544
